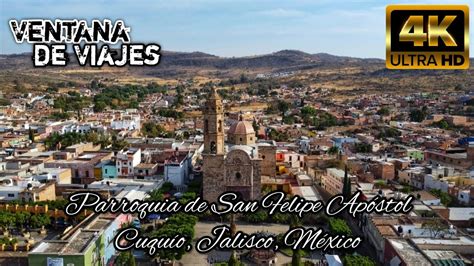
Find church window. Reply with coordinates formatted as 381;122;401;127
235;172;242;179
218;120;222;132
204;119;208;133
210;141;216;153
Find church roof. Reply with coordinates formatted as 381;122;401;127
228;144;258;158
228;120;255;135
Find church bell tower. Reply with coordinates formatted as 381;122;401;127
203;87;224;155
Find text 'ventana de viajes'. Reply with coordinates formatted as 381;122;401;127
9;19;161;67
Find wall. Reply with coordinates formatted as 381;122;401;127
28;254;85;266
258;145;276;177
83;235;105;266
102;165;117;179
56;169;72;184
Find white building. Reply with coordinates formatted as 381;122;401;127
281;150;305;169
61;123;93;134
424;174;453;193
0;185;23;201
164;151;192;187
111;114;140;130
116;148;141;177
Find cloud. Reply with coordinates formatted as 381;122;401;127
250;8;309;18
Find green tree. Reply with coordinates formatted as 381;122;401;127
329;218;352;235
343;254;376;266
410;107;428;122
245;210;268;223
30;214;51;229
0;212;14;230
174;93;184;107
290;212;302;266
342;166;351;198
282;116;295;125
49;112;70;121
161;182;174;193
158;109;184;120
111;134;129;150
28;128;35;143
267;128;290;142
430;189;454;206
301;106;317;117
151;214;197;262
147;189;164;201
377;107;390;116
328;146;339;155
432;119;450;130
277;100;290;115
141;122;171;138
252;120;260;137
93;101;107;112
15;212;31;230
116;250;136;266
354;142;372;153
377;127;401;139
270;212;290;224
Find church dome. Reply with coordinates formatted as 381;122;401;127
228;120;255;135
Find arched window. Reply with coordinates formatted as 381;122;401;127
204;119;208;133
235;172;242;179
218;120;222;132
210;141;216;153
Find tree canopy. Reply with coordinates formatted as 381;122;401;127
329;218;352;235
343;254;376;266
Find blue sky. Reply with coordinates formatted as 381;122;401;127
0;0;472;58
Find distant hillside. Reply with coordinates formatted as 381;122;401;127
0;49;472;94
154;49;383;71
0;49;384;76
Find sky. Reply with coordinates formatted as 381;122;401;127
0;0;472;58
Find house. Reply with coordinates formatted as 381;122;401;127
164;150;192;187
45;151;113;184
18;181;56;202
101;160;117;179
321;168;355;196
425;142;474;169
134;163;158;180
412;191;441;206
28;213;132;266
116;148;141;177
370;160;395;180
384;238;431;266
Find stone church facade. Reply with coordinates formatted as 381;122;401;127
202;87;263;202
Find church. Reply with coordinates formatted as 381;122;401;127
202;87;276;202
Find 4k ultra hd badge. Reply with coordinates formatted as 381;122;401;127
386;5;469;69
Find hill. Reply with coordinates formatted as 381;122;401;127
0;50;473;94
